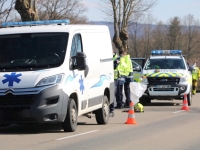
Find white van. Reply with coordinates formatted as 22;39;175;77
0;20;114;132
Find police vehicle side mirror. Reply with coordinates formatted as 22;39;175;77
71;52;87;71
188;66;194;72
133;66;141;72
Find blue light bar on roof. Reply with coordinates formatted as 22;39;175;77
151;50;182;55
1;20;70;27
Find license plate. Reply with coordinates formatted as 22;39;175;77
156;85;171;88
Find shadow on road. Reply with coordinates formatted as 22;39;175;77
0;121;100;135
145;101;182;106
0;123;64;134
78;122;99;126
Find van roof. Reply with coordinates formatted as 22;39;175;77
0;24;109;35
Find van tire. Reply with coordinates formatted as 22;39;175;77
62;98;77;132
0;124;10;127
187;90;192;106
95;95;109;124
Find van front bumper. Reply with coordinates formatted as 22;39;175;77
0;85;68;124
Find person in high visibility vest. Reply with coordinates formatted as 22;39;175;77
123;51;133;107
192;62;200;95
109;51;120;116
115;51;133;109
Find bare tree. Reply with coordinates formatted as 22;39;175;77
129;14;143;57
15;0;39;21
37;0;88;24
0;0;15;22
142;14;155;57
13;0;87;23
99;0;157;52
152;21;167;49
167;17;181;49
182;14;200;60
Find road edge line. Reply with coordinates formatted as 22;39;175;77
56;130;99;141
172;110;185;114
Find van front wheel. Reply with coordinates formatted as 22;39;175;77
62;98;77;132
95;95;109;124
0;124;10;127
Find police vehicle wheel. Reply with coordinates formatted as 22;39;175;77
95;95;109;124
187;90;192;106
146;98;151;104
139;97;147;105
62;98;77;132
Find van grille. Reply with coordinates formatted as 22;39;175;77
0;94;36;106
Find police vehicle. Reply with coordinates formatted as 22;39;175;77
138;50;192;105
0;20;114;132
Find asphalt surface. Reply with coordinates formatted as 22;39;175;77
1;93;200;150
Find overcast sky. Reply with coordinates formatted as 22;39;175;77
82;0;200;23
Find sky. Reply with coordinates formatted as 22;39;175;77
82;0;200;23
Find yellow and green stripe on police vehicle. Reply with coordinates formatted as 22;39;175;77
133;71;192;84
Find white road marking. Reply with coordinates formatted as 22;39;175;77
172;110;185;114
56;130;99;141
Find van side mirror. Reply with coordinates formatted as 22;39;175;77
133;66;141;72
71;52;87;70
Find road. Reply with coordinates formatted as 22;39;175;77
1;94;200;150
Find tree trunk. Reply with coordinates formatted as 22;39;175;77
15;0;39;21
119;28;129;52
112;28;129;53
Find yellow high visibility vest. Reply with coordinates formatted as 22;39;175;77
117;57;127;76
192;66;200;80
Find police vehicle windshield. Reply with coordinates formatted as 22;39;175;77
0;33;68;71
144;58;186;70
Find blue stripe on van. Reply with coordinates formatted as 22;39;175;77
65;74;78;84
91;75;110;88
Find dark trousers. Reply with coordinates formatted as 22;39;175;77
124;81;131;105
116;83;123;107
116;81;131;107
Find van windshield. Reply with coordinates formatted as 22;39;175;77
144;58;186;70
0;33;68;71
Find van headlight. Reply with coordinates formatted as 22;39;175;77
37;74;64;87
180;76;188;82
